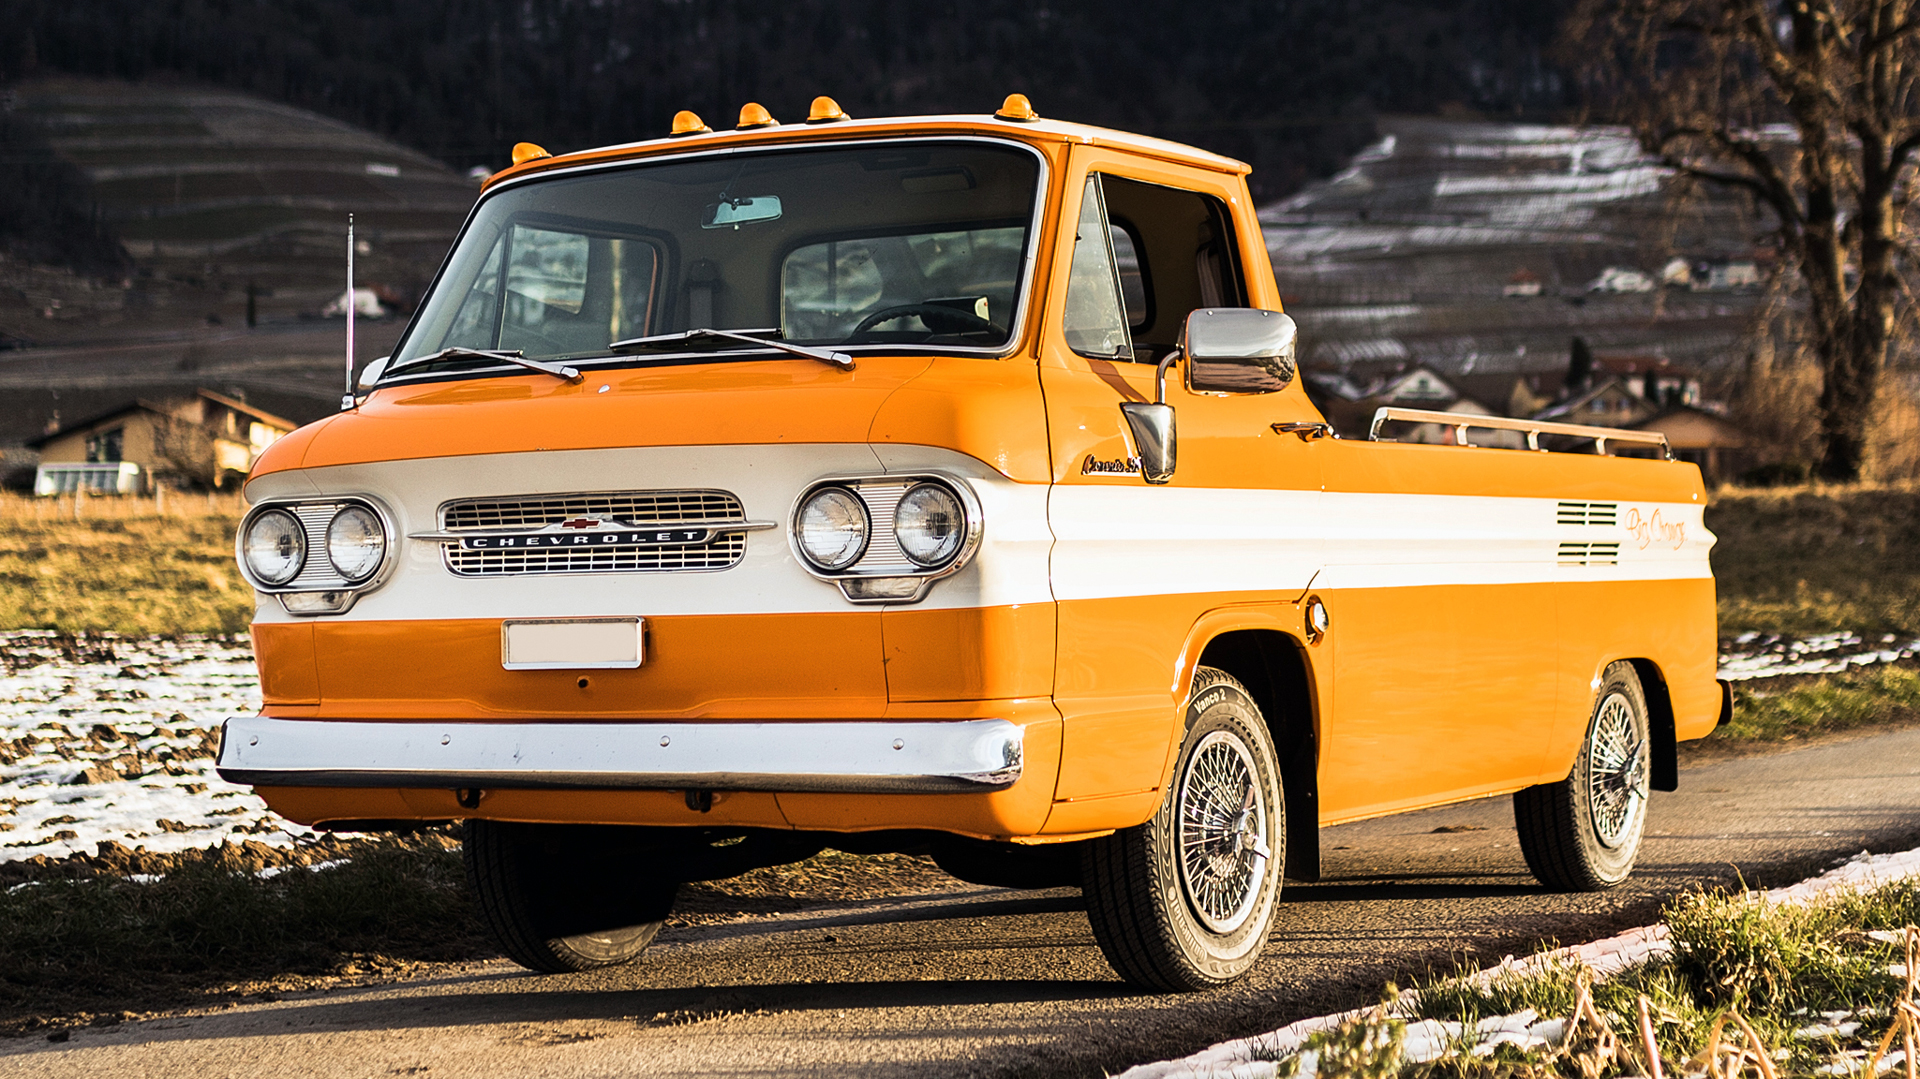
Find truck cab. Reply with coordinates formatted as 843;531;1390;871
219;96;1724;990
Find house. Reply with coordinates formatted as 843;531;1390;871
1596;355;1701;407
1531;377;1662;429
1307;363;1523;447
1503;268;1542;297
29;389;296;495
1628;405;1751;484
1452;371;1558;421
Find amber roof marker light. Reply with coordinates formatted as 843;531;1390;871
807;96;850;124
510;142;552;165
669;110;712;137
736;102;779;129
994;93;1040;122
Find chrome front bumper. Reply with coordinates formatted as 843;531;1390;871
215;716;1024;794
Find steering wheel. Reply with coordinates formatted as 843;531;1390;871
848;303;1001;341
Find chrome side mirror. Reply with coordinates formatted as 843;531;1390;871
1120;401;1176;484
1183;308;1297;395
356;356;390;392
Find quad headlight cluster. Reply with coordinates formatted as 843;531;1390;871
237;499;394;615
792;476;981;603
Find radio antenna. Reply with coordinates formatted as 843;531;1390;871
342;213;356;411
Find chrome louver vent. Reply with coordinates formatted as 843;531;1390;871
1556;500;1619;526
1558;541;1620;566
438;489;751;577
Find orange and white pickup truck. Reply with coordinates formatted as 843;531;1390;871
218;95;1728;990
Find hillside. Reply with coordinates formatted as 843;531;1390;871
1267;117;1770;385
0;79;469;472
1;77;475;343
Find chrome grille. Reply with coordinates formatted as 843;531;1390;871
288;502;356;590
440;489;749;577
843;480;919;574
444;490;741;531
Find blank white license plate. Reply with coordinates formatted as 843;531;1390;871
501;618;644;670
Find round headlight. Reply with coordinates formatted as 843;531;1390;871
326;505;386;582
242;509;306;586
893;483;966;568
796;487;869;571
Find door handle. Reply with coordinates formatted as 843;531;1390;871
1272;422;1332;442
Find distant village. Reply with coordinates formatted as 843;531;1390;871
1304;342;1747;483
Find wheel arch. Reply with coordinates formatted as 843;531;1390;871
1622;658;1679;792
1190;624;1323;882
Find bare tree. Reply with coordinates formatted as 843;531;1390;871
1567;0;1920;480
146;414;217;490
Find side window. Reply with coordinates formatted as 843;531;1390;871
1061;175;1134;360
1100;176;1247;360
1110;224;1149;329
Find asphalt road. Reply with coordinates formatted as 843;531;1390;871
9;726;1920;1079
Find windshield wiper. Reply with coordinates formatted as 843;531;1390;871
387;347;583;383
608;328;854;371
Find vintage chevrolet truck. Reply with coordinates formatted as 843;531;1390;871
217;94;1727;991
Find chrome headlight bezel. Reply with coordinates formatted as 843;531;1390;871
235;496;398;614
788;473;983;604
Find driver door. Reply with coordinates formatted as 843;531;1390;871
1042;153;1327;807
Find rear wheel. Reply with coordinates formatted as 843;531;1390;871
463;820;678;973
1514;661;1652;891
1082;667;1285;990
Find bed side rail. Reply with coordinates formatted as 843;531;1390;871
1368;407;1674;460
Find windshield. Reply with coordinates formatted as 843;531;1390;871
390;140;1042;378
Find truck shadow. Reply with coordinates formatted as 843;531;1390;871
62;975;1147;1049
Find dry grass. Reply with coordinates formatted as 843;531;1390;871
1399;879;1920;1078
0;498;251;635
1708;483;1920;636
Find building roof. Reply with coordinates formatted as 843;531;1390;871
1531;376;1656;424
1596;354;1693;377
26;389;298;449
1626;403;1746;447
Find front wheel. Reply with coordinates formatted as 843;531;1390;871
1082;667;1285;991
1514;661;1652;891
463;820;678;973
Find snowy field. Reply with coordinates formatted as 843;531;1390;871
0;629;1912;866
0;631;308;866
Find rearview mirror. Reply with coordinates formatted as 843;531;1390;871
703;196;784;229
356;356;389;391
1120;401;1176;485
1183;308;1297;395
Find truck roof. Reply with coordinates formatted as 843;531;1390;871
482;103;1252;190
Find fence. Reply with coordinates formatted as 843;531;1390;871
0;490;247;521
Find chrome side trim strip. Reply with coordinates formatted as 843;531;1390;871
216;716;1024;794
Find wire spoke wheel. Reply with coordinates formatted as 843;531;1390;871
1586;692;1648;849
1081;667;1287;990
1176;730;1270;933
1514;661;1652;892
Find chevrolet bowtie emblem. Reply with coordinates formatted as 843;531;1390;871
558;517;606;529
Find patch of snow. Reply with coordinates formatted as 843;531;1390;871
0;632;309;865
1115;845;1920;1079
1718;632;1920;681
